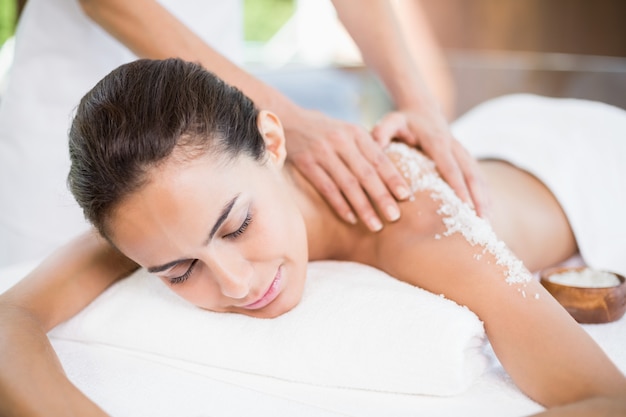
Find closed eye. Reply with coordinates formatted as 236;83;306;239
169;259;199;285
225;212;252;239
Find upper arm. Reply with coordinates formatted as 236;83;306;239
1;230;138;331
0;230;123;416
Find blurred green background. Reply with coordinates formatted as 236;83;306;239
0;0;16;47
0;0;294;48
244;0;294;42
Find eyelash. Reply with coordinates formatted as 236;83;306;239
168;213;252;285
226;212;252;239
169;259;198;285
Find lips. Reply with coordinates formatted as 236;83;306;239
241;267;282;310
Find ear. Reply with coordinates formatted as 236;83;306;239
257;110;287;168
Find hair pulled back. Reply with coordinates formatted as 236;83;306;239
68;58;265;236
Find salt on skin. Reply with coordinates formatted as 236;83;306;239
385;143;535;297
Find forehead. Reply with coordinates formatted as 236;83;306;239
126;151;264;218
148;146;269;195
107;152;263;258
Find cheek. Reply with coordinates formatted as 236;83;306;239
256;197;306;255
160;273;225;311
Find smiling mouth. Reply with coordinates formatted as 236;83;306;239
241;267;283;310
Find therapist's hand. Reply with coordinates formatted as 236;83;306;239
283;109;412;232
372;109;489;218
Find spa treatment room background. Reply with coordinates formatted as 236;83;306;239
1;0;626;125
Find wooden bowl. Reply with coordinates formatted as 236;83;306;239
540;267;626;324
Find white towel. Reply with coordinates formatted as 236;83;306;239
49;261;488;396
452;94;626;276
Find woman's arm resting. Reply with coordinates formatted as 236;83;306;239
530;395;626;416
389;0;456;119
0;305;108;416
0;231;138;416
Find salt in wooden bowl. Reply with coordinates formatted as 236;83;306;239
540;266;626;324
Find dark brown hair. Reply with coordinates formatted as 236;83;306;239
68;58;265;237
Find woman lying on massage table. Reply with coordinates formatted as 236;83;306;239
0;58;624;416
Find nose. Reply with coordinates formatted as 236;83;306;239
203;249;253;299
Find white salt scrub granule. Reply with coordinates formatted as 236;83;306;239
549;268;621;288
385;142;533;289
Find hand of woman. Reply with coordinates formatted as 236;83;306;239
282;109;412;232
372;109;489;217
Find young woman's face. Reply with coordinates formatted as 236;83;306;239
108;117;308;318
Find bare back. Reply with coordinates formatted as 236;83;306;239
478;160;577;271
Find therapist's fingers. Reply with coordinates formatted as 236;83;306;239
421;133;490;217
402;112;480;211
288;146;357;225
373;110;488;216
347;127;412;217
451;140;490;218
283;109;410;231
321;126;405;230
371;112;415;147
288;127;389;230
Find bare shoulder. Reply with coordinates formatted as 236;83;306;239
379;142;447;239
376;143;531;301
478;160;577;271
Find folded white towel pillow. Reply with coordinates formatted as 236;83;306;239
50;261;488;395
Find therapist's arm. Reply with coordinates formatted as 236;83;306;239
331;0;487;217
390;0;456;119
77;0;411;232
0;231;138;416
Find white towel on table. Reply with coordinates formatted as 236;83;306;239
49;261;488;396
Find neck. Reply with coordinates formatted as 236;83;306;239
282;163;372;262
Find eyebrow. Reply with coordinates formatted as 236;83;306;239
146;195;239;273
206;194;239;243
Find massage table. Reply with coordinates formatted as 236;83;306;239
1;258;624;417
2;94;625;416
